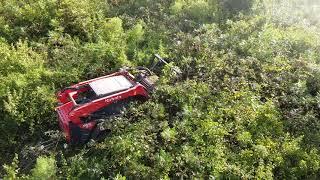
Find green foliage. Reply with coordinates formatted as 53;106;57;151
0;40;56;166
55;0;107;41
220;0;254;15
127;21;145;59
170;0;218;23
3;155;19;180
3;156;57;179
31;156;57;180
1;0;320;179
0;0;56;42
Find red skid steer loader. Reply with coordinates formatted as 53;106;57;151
55;54;174;144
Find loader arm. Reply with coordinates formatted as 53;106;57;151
68;85;148;123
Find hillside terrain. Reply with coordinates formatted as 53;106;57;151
1;0;320;179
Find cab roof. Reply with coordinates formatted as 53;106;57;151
89;75;133;96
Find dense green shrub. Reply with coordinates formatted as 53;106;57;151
0;0;56;42
0;40;57;166
31;156;57;179
3;155;57;180
2;0;320;179
170;0;218;23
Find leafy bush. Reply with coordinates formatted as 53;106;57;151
31;156;57;180
0;0;56;42
1;0;320;179
0;41;56;166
